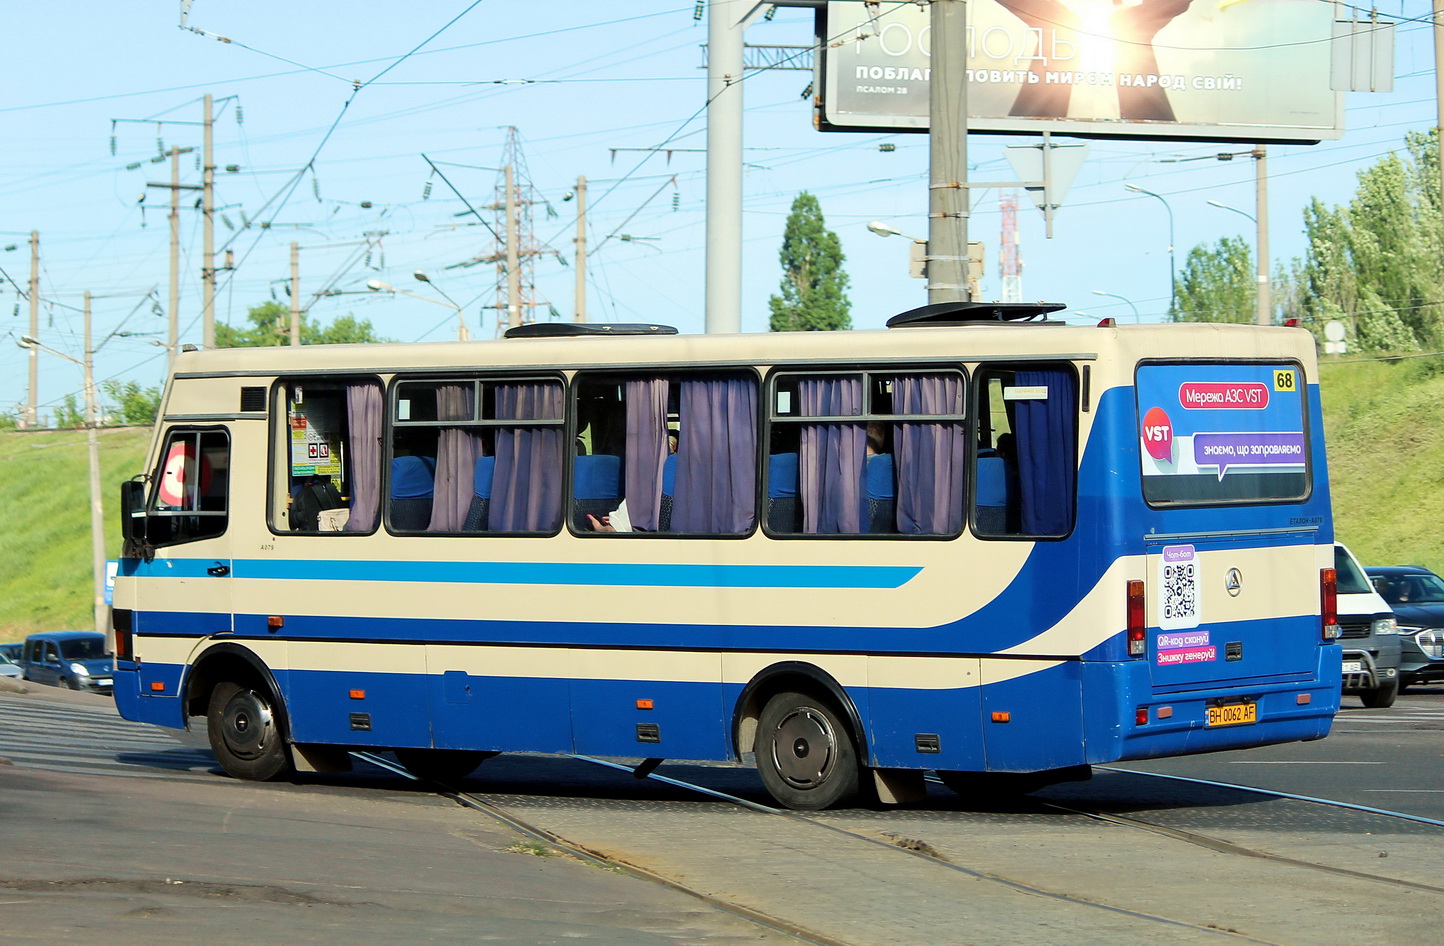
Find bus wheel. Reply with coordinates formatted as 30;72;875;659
1360;678;1398;709
755;691;859;811
207;681;291;781
394;748;490;784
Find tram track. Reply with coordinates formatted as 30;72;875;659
358;750;1444;945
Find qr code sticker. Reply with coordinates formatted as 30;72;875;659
1158;545;1201;630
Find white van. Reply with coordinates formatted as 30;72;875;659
1334;543;1401;707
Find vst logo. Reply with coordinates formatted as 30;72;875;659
1142;406;1173;462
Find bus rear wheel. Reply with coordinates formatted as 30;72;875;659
755;690;860;811
207;681;292;781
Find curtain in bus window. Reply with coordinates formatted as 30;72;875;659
798;377;865;534
490;382;563;533
343;382;382;532
1014;368;1077;535
624;377;669;532
672;376;757;533
894;374;967;535
428;384;484;532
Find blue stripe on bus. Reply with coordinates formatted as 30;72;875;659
124;558;922;590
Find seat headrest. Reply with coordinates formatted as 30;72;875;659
472;455;496;499
573;454;621;500
768;453;798;499
865;454;895;500
391;456;436;499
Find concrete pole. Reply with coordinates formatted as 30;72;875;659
26;231;38;428
928;0;971;304
201;93;216;348
505;164;522;329
1435;0;1444;211
83;291;107;641
1254;146;1271;326
290;242;301;346
168;149;181;368
574;175;587;323
705;0;744;333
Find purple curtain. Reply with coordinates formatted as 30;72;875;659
672;376;757;533
1015;368;1077;535
343;382;382;532
428;384;485;532
490;381;563;533
894;374;967;535
798;377;865;534
624;378;669;532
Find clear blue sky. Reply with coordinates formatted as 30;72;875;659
1;1;1437;419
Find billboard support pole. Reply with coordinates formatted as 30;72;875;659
928;0;970;304
705;0;746;334
1254;146;1271;326
1435;0;1444;211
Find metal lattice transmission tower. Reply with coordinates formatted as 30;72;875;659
484;128;555;333
1000;191;1022;304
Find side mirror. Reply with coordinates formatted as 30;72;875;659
120;480;147;552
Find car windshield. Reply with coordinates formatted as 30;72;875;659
59;638;107;661
0;653;13;666
1374;572;1444;605
1333;547;1373;595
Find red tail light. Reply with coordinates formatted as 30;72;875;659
112;608;133;661
1127;580;1146;656
1320;567;1339;640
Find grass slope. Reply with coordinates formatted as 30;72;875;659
0;427;150;643
0;358;1434;641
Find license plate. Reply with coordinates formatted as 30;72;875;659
1207;702;1257;727
1341;661;1362;673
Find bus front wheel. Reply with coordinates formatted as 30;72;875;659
207;680;292;781
755;690;860;811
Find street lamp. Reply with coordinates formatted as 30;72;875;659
1124;184;1176;318
1207;195;1271;326
368;275;470;341
1207;199;1254;223
868;220;932;283
1092;289;1141;323
18;299;107;644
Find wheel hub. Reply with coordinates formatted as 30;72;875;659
222;689;274;761
771;707;835;789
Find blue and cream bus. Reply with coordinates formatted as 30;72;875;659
112;302;1342;809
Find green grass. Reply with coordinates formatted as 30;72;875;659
0;360;1435;642
0;426;150;643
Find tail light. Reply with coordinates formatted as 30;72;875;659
1320;567;1339;640
1127;580;1146;656
112;607;134;661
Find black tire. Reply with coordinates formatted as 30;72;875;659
206;680;292;780
1360;678;1399;709
1397;678;1411;695
393;748;489;784
755;690;860;811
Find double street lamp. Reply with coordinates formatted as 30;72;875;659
1091;289;1141;323
1124;184;1176;318
367;271;470;341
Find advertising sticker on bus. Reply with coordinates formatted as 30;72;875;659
1136;363;1308;505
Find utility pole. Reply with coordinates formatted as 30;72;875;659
574;176;587;323
928;0;971;304
290;242;301;346
82;291;106;641
146;147;198;368
1254;146;1271;326
705;0;745;333
201;93;217;348
26;231;38;428
1435;0;1444;210
504;164;522;330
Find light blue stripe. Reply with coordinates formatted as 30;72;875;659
129;558;921;590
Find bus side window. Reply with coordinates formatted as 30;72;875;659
973;366;1078;538
148;427;229;546
279;380;378;534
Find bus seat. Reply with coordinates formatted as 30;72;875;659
572;454;622;531
462;455;496;531
975;453;1012;534
658;453;679;532
865;453;896;533
390;455;436;531
767;452;800;533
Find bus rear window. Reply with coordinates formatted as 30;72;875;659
1137;362;1309;506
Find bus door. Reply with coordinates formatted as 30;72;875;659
133;426;235;698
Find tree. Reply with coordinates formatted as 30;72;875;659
216;300;391;348
1173;236;1255;323
102;380;162;425
768;192;852;332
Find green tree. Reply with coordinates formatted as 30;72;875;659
1173;236;1255;323
53;393;85;428
768;192;852;332
102;380;162;425
216;300;391;348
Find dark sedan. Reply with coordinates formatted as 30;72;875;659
1367;565;1444;690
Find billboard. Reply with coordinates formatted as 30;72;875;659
817;0;1344;142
